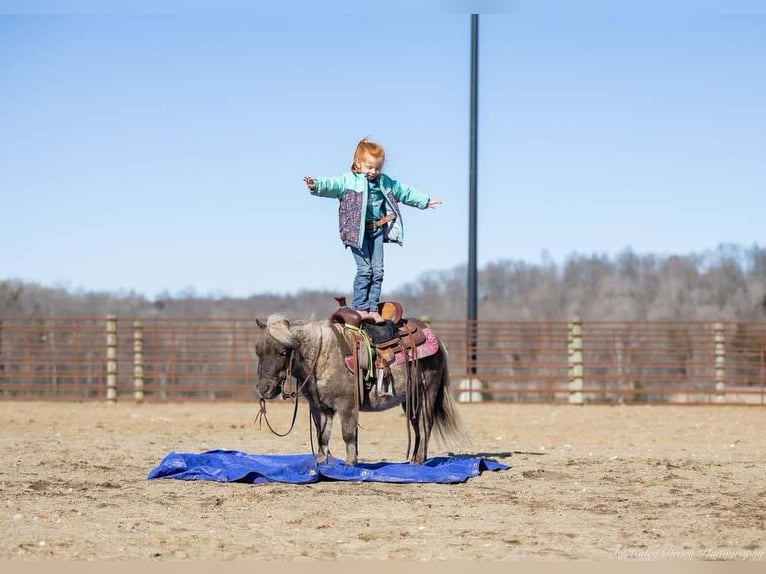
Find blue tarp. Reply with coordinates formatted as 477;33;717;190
147;450;510;484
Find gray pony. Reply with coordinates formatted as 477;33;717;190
254;315;468;466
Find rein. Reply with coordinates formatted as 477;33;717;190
254;329;323;441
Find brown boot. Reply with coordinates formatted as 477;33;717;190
367;311;386;324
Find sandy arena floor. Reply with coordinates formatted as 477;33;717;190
1;400;764;561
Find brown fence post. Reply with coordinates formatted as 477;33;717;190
133;320;144;404
458;377;483;403
613;332;625;403
714;322;726;403
106;315;117;403
568;317;583;405
458;315;484;403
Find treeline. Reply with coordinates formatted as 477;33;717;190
2;244;765;321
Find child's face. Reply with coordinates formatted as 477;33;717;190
357;154;384;180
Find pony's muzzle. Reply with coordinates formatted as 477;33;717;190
255;375;283;400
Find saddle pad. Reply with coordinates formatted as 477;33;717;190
147;450;509;484
344;327;439;372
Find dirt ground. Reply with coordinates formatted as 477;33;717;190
0;399;764;562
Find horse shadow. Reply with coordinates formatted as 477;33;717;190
447;450;546;460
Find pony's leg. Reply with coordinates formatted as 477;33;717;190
409;367;440;465
413;411;428;464
311;405;334;463
420;406;432;463
338;400;359;466
419;368;445;463
402;401;424;464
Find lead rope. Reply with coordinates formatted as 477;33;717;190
254;349;299;437
255;330;323;446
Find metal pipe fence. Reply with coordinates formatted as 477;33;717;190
0;316;764;405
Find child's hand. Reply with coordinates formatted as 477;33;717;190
428;198;442;209
303;176;316;191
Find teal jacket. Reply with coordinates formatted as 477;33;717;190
309;171;430;249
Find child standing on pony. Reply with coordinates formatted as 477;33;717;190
304;138;441;323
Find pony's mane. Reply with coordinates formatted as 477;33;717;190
265;314;327;348
265;314;297;347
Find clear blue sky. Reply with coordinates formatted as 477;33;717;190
1;1;764;299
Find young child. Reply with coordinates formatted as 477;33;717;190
304;138;441;323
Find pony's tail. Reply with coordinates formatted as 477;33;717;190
431;342;472;449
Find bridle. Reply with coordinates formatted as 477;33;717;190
256;349;298;400
254;330;323;441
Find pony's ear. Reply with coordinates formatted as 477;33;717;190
255;318;267;329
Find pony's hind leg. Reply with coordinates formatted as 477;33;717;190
416;372;442;464
402;401;424;464
406;368;438;465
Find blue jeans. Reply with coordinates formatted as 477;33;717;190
350;227;384;312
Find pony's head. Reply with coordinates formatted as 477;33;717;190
254;315;297;399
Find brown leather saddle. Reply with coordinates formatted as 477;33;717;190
329;299;432;404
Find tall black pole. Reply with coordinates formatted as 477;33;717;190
467;14;479;375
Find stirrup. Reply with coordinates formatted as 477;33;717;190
376;368;393;397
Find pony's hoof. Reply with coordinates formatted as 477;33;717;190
345;458;358;466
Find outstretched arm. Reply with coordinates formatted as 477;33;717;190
303;175;347;199
390;179;436;210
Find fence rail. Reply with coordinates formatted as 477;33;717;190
0;316;764;405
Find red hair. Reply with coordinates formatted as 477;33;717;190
351;138;385;172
